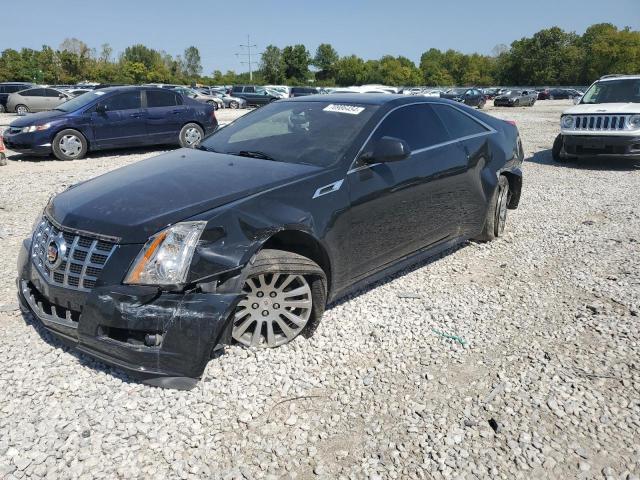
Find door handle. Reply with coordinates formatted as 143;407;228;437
129;113;142;118
170;109;181;114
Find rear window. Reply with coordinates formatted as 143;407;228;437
433;104;489;139
146;89;179;107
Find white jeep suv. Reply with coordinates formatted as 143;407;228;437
553;74;640;161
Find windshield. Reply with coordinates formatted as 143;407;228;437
54;91;104;112
581;79;640;104
200;101;378;167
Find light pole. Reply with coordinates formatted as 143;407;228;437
235;35;258;81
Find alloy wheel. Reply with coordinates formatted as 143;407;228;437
16;105;28;115
232;273;312;347
58;135;82;157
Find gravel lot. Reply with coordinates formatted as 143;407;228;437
1;100;639;479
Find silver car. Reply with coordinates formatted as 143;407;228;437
7;87;71;114
172;86;224;110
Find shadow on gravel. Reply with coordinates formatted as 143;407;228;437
328;241;467;309
19;308;137;386
7;145;174;163
528;148;640;171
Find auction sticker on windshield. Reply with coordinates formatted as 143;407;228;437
323;104;365;115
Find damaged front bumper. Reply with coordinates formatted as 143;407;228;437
17;238;242;389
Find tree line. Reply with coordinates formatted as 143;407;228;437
1;23;638;87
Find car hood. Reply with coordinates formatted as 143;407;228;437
563;103;640;115
47;149;322;243
10;110;67;127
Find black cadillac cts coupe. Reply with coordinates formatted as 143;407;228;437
17;94;523;389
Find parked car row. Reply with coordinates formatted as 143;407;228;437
493;90;537;107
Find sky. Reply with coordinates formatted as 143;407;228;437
3;0;638;74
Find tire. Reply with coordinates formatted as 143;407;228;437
229;100;239;109
0;153;6;167
0;104;5;113
551;134;568;162
477;100;485;109
52;129;88;160
550;95;555;100
15;104;29;115
231;249;327;348
514;100;520;107
179;123;204;148
474;175;509;242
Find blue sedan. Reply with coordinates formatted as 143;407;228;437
2;86;218;160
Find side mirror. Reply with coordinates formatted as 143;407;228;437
573;96;582;105
95;104;107;114
362;136;411;164
58;94;66;99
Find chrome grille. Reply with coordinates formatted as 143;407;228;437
31;217;117;292
569;114;629;131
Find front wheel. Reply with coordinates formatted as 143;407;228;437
551;134;569;162
52;129;88;160
232;249;326;348
15;104;29;115
179;123;204;148
229;100;239;109
474;175;509;242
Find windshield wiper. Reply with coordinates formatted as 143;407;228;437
226;150;277;161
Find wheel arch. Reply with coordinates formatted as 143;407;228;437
51;126;92;151
259;229;333;294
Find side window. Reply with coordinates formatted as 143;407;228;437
102;91;141;111
44;89;61;97
146;89;178;108
368;104;451;151
433;104;489;139
245;86;256;93
22;88;43;97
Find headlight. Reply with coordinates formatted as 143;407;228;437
629;115;640;129
561;116;574;129
124;221;206;286
22;123;51;133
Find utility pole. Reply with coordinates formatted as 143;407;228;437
235;35;258;81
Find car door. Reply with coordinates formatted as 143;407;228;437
21;88;46;111
144;89;185;144
346;103;470;281
90;90;147;149
43;88;67;110
432;103;495;236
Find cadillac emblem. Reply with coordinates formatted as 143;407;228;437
46;237;66;269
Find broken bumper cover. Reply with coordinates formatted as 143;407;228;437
17;239;242;389
562;135;640;159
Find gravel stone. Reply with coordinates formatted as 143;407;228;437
1;102;639;478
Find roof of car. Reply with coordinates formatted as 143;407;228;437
287;93;456;106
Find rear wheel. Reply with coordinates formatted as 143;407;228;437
179;123;204;148
52;129;88;160
232;249;326;348
474;175;509;242
15;104;29;115
229;100;239;109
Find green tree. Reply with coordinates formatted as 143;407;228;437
282;45;310;82
313;43;339;81
260;45;284;84
334;55;369;86
184;46;202;78
122;44;163;70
